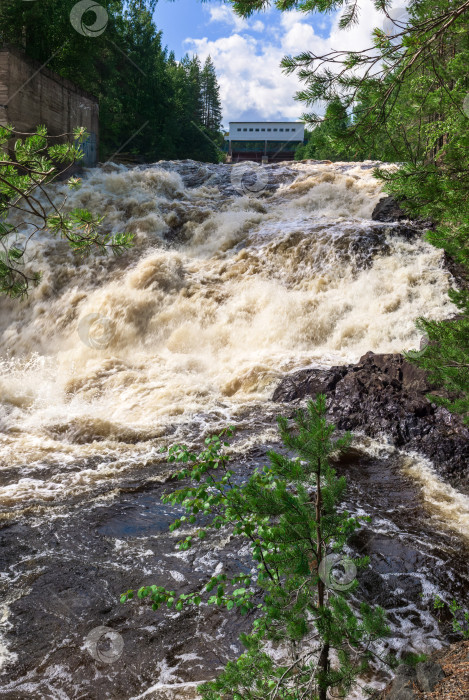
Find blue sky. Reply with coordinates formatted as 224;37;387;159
152;1;388;126
154;2;335;58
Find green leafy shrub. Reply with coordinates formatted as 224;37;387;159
434;595;469;639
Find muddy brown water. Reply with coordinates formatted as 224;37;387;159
0;160;468;698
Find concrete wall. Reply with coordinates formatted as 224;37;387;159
0;47;99;166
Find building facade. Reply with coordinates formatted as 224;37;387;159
225;121;305;163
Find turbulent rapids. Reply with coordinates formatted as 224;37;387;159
0;160;456;505
0;159;468;699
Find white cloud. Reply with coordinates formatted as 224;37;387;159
206;5;248;33
280;9;309;31
251;20;265;32
187;1;386;123
186;33;302;123
206;5;265;34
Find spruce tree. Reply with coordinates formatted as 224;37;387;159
201;56;223;133
122;396;389;699
297;98;351;161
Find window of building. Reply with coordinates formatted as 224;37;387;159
273;128;277;131
285;128;289;132
267;128;271;132
249;128;253;131
237;128;241;131
243;128;247;131
261;128;265;131
255;128;259;131
279;128;284;131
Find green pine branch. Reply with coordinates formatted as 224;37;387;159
0;125;134;299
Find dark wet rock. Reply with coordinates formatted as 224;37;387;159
415;660;445;692
372;196;409;222
356;569;403;610
348;226;393;265
273;351;469;490
443;250;469;291
266;224;395;277
387;685;417;700
272;366;347;402
373;641;469;699
382;223;421;240
374;661;445;698
371;196;435;234
152;158;298;197
386;665;418;700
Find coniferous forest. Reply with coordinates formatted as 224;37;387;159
0;0;224;162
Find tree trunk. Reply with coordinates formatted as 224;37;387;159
318;641;330;700
316;454;329;698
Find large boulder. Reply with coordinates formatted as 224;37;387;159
386;665;418;699
272;352;469;490
415;660;445;692
374;661;445;699
372;196;409;222
371;196;435;232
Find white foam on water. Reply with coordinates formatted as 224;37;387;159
401;451;469;541
130;680;202;700
0;161;457;507
0;160;464;698
0;605;18;673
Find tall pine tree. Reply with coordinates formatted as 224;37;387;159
0;0;224;162
201;56;223;133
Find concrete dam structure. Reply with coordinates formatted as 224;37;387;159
224;121;305;163
0;46;99;166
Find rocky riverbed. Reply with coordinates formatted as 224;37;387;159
0;161;468;698
373;640;469;699
273;350;469;494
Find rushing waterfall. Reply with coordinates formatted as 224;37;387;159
0;160;467;699
0;160;456;506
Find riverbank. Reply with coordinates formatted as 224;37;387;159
374;640;469;699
